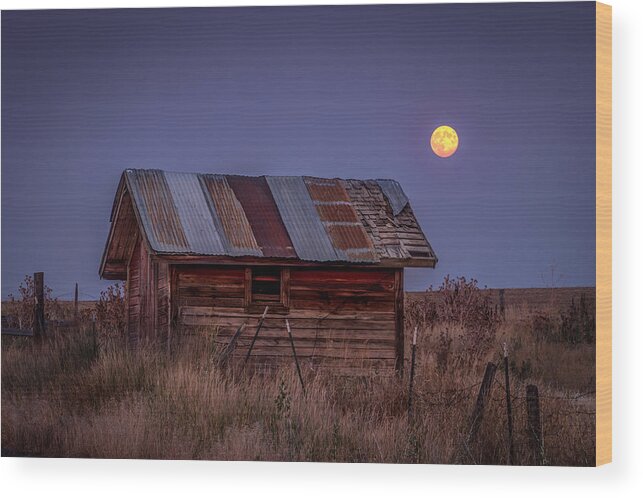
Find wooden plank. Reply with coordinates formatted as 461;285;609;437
290;297;394;313
281;268;290;308
179;305;395;321
190;329;395;346
178;296;245;308
244;267;252;307
596;1;612;467
290;268;395;286
180;315;394;332
127;237;141;345
394;268;404;375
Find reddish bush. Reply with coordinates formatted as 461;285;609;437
94;283;126;336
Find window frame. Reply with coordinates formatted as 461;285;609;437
244;266;290;311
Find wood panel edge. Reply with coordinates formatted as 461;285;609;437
596;0;612;467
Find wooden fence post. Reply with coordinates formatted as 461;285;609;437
33;272;45;338
499;289;506;317
467;362;497;447
503;343;515;465
454;361;497;463
74;283;79;324
407;326;418;421
285;319;305;394
526;384;545;465
394;269;405;377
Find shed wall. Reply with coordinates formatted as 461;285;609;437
175;265;400;372
126;237;170;345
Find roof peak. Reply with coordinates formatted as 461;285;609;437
123;168;401;185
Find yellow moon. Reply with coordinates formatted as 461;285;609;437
430;125;459;158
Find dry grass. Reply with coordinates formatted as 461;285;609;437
1;285;595;465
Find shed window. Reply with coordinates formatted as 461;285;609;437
245;267;290;310
251;267;281;303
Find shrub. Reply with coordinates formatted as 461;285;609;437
405;291;438;332
4;274;62;330
95;283;126;337
432;276;500;362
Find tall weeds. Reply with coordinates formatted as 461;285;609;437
2;281;595;465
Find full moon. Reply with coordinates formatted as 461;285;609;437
430;125;459;158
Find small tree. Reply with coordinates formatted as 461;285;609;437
5;274;61;330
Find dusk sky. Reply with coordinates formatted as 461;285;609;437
1;3;596;298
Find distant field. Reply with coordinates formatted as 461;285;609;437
408;287;596;312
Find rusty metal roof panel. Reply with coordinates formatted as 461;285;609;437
304;177;378;263
306;177;351;203
124;169;189;253
163;171;228;255
315;203;361;223
377;179;409;216
266;176;341;262
199;175;262;257
226;175;297;259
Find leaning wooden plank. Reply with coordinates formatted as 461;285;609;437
244;305;269;365
218;322;246;366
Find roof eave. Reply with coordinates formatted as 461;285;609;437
378;257;438;269
98;175;128;279
99;170;156;279
151;252;437;268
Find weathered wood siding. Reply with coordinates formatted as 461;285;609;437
126;236;172;344
175;265;400;372
157;261;170;343
126;237;142;344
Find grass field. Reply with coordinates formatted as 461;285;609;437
1;282;596;465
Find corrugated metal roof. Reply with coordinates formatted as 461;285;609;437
125;169;188;252
101;169;436;274
304;177;378;263
377;179;409;216
266;176;340;262
199;175;262;257
164;171;228;255
226;175;297;258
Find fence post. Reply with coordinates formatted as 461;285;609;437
285;319;305;394
74;283;79;325
503;343;515;465
469;362;497;442
454;362;497;463
526;384;545;465
499;289;506;317
407;326;418;421
33;272;45;338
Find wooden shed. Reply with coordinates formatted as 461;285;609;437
100;169;437;373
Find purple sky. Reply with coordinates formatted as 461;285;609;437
1;3;596;298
